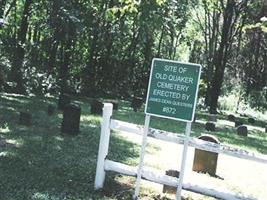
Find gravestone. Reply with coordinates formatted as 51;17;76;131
235;120;243;127
47;104;56;116
228;114;235;122
193;135;219;176
19;111;32;126
107;100;118;111
205;122;215;131
61;103;81;135
58;94;71;110
208;114;217;122
247;117;255;124
163;170;179;194
131;97;143;112
91;99;103;115
237;125;248;137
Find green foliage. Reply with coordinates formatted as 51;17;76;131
0;0;266;111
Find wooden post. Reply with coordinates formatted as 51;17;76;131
133;114;151;199
176;122;192;200
94;103;113;190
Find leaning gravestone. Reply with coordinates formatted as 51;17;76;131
163;170;179;194
58;93;71;110
235;120;243;127
237;125;248;137
205;122;215;131
61;103;81;135
90;99;103;115
247;117;255;124
193;135;219;176
19;111;32;126
228;114;235;122
131;97;143;112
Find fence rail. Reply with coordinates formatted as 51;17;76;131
110;119;267;164
104;159;255;200
95;104;266;200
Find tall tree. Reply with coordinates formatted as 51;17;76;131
9;0;32;93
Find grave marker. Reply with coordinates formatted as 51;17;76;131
235;121;243;127
228;114;235;122
193;135;219;176
61;103;81;135
237;125;248;137
248;117;255;124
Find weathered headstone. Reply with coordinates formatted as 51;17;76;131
205;122;215;131
193;135;219;176
235;120;243;127
61;103;81;135
47;104;56;116
228;114;235;122
162;170;179;194
247;117;255;124
90;99;103;115
58;94;71;110
208;114;217;122
131;97;143;112
19;111;32;126
107;100;118;111
237;125;248;137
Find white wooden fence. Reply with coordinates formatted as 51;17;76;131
95;103;267;200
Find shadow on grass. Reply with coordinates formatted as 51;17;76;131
0;93;141;200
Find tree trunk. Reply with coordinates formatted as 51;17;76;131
0;0;6;19
209;0;235;113
10;0;32;94
59;39;72;93
83;26;99;96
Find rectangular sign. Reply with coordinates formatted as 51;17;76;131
145;58;201;122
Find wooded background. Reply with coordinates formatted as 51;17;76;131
0;0;266;113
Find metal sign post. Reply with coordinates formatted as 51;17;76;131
133;114;151;199
176;122;192;200
133;58;201;199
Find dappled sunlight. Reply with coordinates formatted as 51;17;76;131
1;94;30;104
32;192;50;200
80;114;101;123
0;126;11;134
0;151;17;157
5;139;24;148
53;136;64;142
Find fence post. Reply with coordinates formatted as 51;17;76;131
94;103;113;190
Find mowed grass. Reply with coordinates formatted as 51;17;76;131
0;93;266;200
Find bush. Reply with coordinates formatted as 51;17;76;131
218;94;239;111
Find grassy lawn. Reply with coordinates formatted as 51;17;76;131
0;93;266;200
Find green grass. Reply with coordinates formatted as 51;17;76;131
112;101;267;154
0;93;266;200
